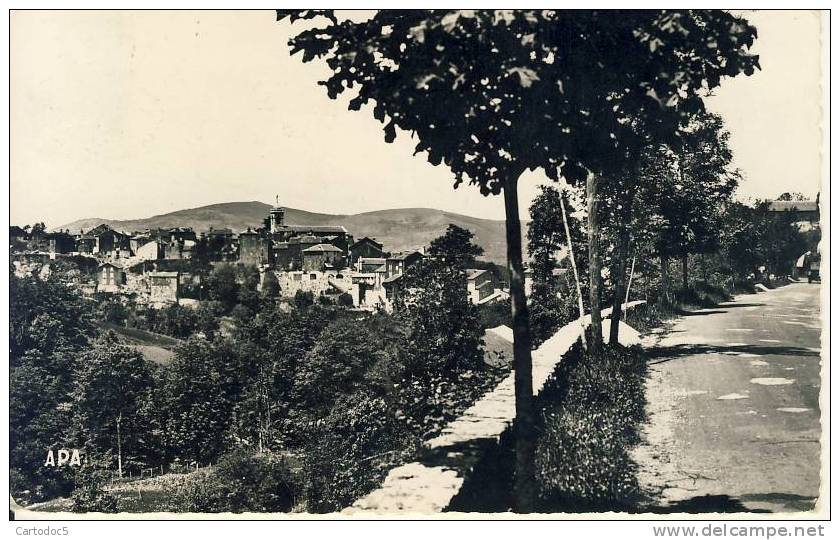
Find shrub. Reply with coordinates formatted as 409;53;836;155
293;290;314;309
206;264;239;312
172;450;300;513
477;299;511;330
261;271;280;300
535;343;647;510
537;411;639;509
230;303;254;323
169;470;225;512
303;391;416;512
70;468;118;513
100;299;129;325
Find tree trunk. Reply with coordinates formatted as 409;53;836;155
560;190;587;350
586;173;603;355
682;254;689;292
608;173;640;345
609;227;632;345
660;254;670;304
623;253;637;319
503;171;535;513
116;412;123;478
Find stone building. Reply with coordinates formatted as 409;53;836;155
302;243;345;271
77;224;130;257
466;268;501;304
385;251;424;280
278;269;353;299
252;202;353;270
47;232;76;255
356;257;387;273
238;228;271;266
148;271;180;306
349;237;386;265
767;197;821;230
135;240;166;261
97;262;126;293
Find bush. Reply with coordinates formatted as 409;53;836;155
206;264;239;312
477;299;511;330
261;271;280;300
293;290;314;309
230;303;254;323
194;301;223;337
100;298;129;325
535;343;647;511
172;450;300;513
70;468;118;513
303;391;416;512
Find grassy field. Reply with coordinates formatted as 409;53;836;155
98;322;180;365
27;470;210;513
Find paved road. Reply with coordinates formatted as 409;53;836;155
635;282;824;513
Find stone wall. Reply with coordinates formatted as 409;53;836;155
347;301;646;514
277;270;354;299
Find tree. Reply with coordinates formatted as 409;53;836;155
30;221;47;238
237;264;262;312
719;200;795;281
429;224;484;268
159;338;244;464
527;185;588;345
649;113;738;294
294;317;395;418
261;270;281;301
777;192;808;201
392;226;486;379
231;302;337;449
10;274;95;503
206;263;238;311
71;333;153;477
721;200;765;279
279;9;759;510
194;301;223;338
293;289;315;309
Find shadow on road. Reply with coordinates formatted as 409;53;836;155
642;492;816;513
713;302;766;308
644;494;765;514
646;344;819;365
738;492;818;511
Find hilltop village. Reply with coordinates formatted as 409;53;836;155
10;204;508;311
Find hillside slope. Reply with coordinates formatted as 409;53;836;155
58;202;524;263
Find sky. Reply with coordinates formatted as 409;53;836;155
9;10;825;228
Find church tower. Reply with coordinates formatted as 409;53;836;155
269;195;285;233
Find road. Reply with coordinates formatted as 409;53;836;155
635;282;824;513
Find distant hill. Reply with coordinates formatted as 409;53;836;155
57;202;523;264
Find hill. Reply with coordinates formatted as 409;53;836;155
57;202;523;264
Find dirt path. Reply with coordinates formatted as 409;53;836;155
634;283;822;513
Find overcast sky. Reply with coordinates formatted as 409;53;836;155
10;10;825;228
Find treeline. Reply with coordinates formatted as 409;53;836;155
9;226;506;512
526;176;819;346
